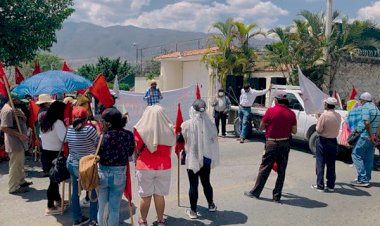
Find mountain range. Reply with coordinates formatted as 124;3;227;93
51;22;274;68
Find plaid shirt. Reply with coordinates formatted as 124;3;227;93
143;88;163;106
347;107;362;132
360;102;380;138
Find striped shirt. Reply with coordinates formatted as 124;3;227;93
359;102;380;138
66;125;98;162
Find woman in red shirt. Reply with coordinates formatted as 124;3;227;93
134;105;176;226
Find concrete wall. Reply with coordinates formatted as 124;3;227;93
333;57;380;101
159;61;183;91
182;60;209;99
134;77;150;93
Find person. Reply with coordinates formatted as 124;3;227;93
181;99;219;219
36;94;55;177
66;106;99;226
238;84;270;143
134;105;175;226
97;108;135;226
1;93;31;194
211;89;231;137
350;92;380;187
143;80;163;106
311;97;341;192
40;101;67;215
244;90;296;203
76;91;93;120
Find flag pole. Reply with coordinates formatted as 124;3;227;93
177;152;180;207
129;202;134;226
2;76;22;133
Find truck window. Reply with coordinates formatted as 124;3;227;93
287;93;303;111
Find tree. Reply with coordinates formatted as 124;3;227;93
78;57;138;89
0;0;74;66
19;53;64;76
143;58;160;80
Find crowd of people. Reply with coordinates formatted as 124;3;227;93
1;80;380;226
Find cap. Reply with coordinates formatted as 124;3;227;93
192;99;206;112
274;90;287;100
72;106;88;119
10;93;29;103
102;107;122;126
36;94;55;105
324;97;338;105
359;92;372;102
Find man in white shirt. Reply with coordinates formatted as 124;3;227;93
238;84;270;143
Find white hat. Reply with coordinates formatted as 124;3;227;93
359;92;372;102
274;90;287;100
325;97;338;105
36;94;55;105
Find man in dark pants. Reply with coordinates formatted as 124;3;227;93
212;89;231;137
244;90;297;202
312;97;341;192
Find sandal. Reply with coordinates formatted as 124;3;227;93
157;219;166;226
138;218;148;226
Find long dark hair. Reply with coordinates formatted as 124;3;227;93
40;101;66;133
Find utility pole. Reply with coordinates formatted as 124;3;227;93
325;0;332;39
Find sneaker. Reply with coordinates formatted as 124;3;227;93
9;186;29;194
44;207;62;216
326;187;335;192
350;180;370;187
138;218;148;226
311;184;324;192
89;221;99;226
186;209;198;219
73;216;90;226
244;191;259;199
208;203;217;212
20;181;33;187
80;198;90;208
157;219;166;226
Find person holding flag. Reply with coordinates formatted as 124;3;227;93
181;99;219;219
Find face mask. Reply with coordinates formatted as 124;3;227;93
218;92;224;97
151;85;157;89
244;89;249;93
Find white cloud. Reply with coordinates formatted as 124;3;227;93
123;0;288;32
357;1;380;23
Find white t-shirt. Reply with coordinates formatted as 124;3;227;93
239;88;268;107
40;120;67;151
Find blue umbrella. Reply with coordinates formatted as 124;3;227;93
13;70;92;96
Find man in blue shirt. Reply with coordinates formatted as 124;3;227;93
143;80;163;106
351;92;380;187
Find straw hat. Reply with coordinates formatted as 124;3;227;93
63;96;77;105
36;94;55;105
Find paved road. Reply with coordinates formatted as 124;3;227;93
1;131;380;226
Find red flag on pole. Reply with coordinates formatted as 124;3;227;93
27;100;40;146
196;83;201;100
15;67;25;84
0;63;9;96
62;61;72;72
63;103;73;127
90;73;114;108
174;103;185;156
32;62;41;75
123;160;132;202
350;86;357;100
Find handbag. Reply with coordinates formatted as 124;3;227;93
49;133;70;183
347;110;378;146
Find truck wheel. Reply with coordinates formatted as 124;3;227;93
234;117;241;137
308;131;318;155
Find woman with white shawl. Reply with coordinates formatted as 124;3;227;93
134;105;176;226
181;99;220;219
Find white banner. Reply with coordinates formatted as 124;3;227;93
115;85;196;129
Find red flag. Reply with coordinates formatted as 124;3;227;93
62;61;72;72
350;86;357;100
196;83;201;100
15;67;25;84
32;62;41;75
27;100;40;146
90;74;114;108
0;63;8;96
63;102;73;127
174;104;185;156
123;160;132;202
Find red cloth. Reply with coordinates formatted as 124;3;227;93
0;63;7;96
63;103;73;127
262;104;296;138
32;62;41;75
196;83;201;100
338;122;350;147
90;74;114;108
62;61;72;72
123;159;133;202
15;67;25;84
134;130;171;170
174;104;184;156
350;86;357;100
28;100;40;146
272;162;278;172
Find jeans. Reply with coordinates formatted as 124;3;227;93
187;164;213;212
214;110;227;136
250;140;290;201
352;137;375;183
67;159;98;222
98;165;126;226
316;137;337;189
239;107;251;139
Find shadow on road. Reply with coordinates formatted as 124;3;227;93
334;182;371;196
280;193;328;208
120;199;136;225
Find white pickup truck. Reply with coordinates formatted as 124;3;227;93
232;85;347;155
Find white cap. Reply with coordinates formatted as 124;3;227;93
359;92;372;102
324;97;338;105
274;90;287;100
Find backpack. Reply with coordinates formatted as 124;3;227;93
78;134;103;198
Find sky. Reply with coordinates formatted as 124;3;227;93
68;0;380;32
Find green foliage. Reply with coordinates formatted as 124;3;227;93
78;57;138;89
0;0;74;66
143;59;160;80
107;82;130;91
19;53;64;76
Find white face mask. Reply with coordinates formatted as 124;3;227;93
218;92;224;97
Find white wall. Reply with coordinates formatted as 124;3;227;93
160;61;183;91
134;77;150;93
182;60;209;99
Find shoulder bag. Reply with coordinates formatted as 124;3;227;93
49;133;70;183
